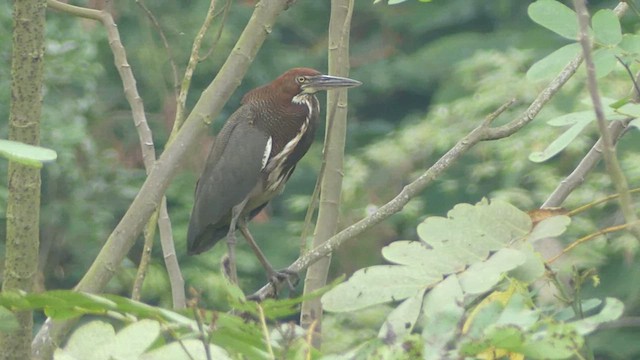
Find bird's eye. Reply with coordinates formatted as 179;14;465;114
296;76;306;84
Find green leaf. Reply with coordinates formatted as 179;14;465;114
593;47;618;78
458;248;526;295
140;339;231;360
615;103;640;118
0;139;57;168
592;9;622;46
0;306;18;333
521;324;582;359
528;0;578;40
631;118;640;130
378;289;426;342
322;265;440;312
508;245;546;284
529;117;591;162
527;43;581;81
618;34;640;54
570;297;624;335
547;111;594;126
324;200;533;313
527;215;571;243
60;320;115;360
109;320;161;359
422;276;464;360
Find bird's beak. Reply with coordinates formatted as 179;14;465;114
302;74;362;93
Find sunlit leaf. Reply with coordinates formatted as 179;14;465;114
528;0;578;40
0;139;57;168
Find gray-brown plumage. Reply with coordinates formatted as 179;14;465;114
187;68;361;284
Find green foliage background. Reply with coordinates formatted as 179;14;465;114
1;0;639;358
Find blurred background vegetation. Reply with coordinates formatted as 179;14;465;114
1;0;639;358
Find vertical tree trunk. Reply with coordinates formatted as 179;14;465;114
1;1;46;359
300;0;354;349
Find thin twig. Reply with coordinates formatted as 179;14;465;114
257;304;275;360
192;306;212;360
615;55;640;99
573;0;640;242
199;0;232;62
547;221;639;264
135;0;179;96
567;188;640;217
132;210;159;300
172;0;218;136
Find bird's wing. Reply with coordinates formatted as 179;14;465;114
187;105;271;254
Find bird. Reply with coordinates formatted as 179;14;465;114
187;67;361;286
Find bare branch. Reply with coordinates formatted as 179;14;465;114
573;0;640;242
299;0;355;345
135;0;180;96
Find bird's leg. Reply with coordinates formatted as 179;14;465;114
238;220;299;292
226;197;250;285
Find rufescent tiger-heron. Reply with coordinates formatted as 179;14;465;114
187;67;362;286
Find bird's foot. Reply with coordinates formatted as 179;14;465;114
267;268;299;294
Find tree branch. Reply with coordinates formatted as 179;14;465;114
542;120;631;208
32;0;293;357
573;0;640;242
1;0;46;358
299;0;354;346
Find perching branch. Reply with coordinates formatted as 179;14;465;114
32;0;293;357
248;99;517;301
46;0;186;310
573;0;640;242
299;0;355;346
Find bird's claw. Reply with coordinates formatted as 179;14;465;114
267;268;299;294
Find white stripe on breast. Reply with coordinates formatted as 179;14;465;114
264;95;312;191
261;136;272;170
